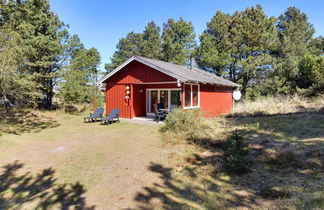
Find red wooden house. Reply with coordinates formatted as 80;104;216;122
98;56;239;118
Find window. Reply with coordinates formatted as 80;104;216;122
184;84;199;108
159;90;169;109
184;85;191;107
192;85;198;106
170;90;181;107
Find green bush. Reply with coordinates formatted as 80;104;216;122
225;132;248;174
96;95;105;108
160;108;204;140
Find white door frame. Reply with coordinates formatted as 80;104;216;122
146;88;181;116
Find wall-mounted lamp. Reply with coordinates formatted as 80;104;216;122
125;85;130;100
177;80;181;87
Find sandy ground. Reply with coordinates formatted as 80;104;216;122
0;115;171;209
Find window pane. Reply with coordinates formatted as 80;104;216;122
192;85;198;106
150;91;158;112
159;90;169;109
170;90;181;107
185;84;191;107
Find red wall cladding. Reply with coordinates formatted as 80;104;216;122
104;60;235;118
132;84;146;117
200;84;234;117
107;61;177;84
104;61;178;118
106;84;132;118
106;83;180;118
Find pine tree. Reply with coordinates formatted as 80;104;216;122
298;54;324;92
105;18;196;71
234;5;278;97
161;18;196;65
59;35;101;104
0;0;68;108
140;21;162;59
105;21;162;72
0;25;42;106
105;32;142;71
196;5;278;97
275;7;315;93
195;11;232;76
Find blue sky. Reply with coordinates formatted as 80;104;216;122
50;0;324;70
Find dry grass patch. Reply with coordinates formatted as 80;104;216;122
153;95;324;209
0;108;59;136
230;94;324;117
0;109;174;209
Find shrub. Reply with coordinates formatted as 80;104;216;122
224;131;249;174
160;108;204;140
96;95;105;108
63;104;88;114
64;105;78;113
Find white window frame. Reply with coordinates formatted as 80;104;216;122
146;88;181;115
183;83;200;109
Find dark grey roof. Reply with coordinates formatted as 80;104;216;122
98;55;240;87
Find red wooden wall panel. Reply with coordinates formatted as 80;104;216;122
104;61;177;118
107;61;177;84
106;84;132;118
132;85;146;117
200;84;234;117
143;83;179;89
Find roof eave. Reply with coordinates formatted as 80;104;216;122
97;56;187;86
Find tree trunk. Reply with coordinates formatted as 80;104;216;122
46;79;53;110
241;75;249;98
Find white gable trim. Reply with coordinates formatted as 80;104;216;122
97;56;187;86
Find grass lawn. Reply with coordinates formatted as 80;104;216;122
0;109;172;209
149;96;324;209
0;97;323;209
164;112;324;209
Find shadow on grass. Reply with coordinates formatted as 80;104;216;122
132;110;324;209
0;109;59;136
131;162;259;209
0;161;95;209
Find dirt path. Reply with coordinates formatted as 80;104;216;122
0;115;171;209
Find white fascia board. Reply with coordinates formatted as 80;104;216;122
97;56;187;86
97;56;136;85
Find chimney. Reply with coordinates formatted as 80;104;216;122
190;57;195;70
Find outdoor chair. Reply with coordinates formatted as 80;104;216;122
170;104;178;111
101;109;120;124
153;106;166;123
84;107;104;123
157;103;164;110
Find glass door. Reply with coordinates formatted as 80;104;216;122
146;89;181;115
149;90;158;113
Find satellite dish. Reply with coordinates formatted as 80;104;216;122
233;89;241;101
